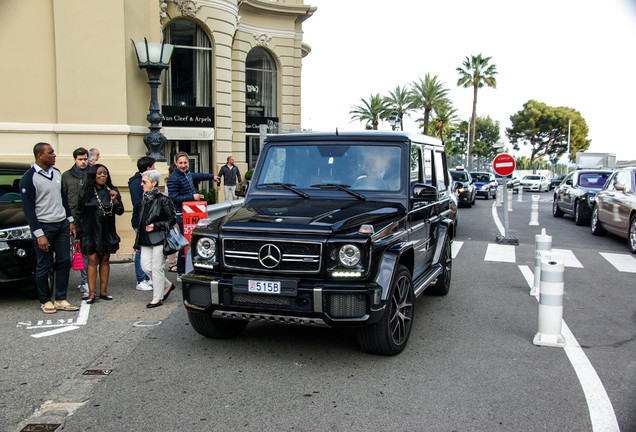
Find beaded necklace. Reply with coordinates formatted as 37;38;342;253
94;186;114;216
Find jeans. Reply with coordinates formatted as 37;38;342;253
33;220;71;303
134;228;150;283
224;185;236;201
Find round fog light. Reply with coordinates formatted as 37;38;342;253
15;248;27;257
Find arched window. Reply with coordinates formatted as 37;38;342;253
163;20;212;107
246;48;277;117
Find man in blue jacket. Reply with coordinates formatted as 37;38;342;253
20;142;79;313
167;151;219;280
128;156;156;291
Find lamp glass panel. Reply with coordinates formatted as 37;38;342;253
134;42;149;63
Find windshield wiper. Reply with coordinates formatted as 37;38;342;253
257;183;310;199
310;183;366;201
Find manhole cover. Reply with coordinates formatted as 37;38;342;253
82;369;112;376
21;424;61;432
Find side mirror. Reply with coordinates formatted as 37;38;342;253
615;184;626;193
565;179;573;185
412;183;438;201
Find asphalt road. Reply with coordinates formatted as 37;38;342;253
0;192;634;432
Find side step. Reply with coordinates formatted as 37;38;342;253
413;264;442;297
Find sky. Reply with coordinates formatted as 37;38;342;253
300;0;636;162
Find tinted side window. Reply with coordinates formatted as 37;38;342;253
423;148;433;185
433;150;448;191
410;144;421;182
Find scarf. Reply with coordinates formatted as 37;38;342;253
142;187;161;205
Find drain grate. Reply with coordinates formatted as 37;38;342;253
82;369;112;376
21;424;61;432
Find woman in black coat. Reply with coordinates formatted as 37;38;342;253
75;164;124;303
133;169;177;308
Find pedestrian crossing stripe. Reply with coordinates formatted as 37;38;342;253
551;248;583;268
599;252;636;273
485;244;516;263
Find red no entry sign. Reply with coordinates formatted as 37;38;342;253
493;154;516;176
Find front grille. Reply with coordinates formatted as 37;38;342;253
233;293;292;306
223;238;322;273
220;286;313;312
326;293;367;318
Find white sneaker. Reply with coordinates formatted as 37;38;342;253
77;283;89;294
176;273;183;282
136;280;152;291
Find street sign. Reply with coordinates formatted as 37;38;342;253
493;154;516;176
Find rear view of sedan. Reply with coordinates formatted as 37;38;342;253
0;162;36;293
591;167;636;253
553;170;612;225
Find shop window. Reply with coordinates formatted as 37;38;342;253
246;48;277;117
163;20;212;107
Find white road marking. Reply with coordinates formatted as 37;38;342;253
31;325;80;338
491;201;505;236
518;265;537;299
599;252;636;273
485;243;516;263
552;248;583;268
76;300;91;325
518;267;619;431
451;241;463;259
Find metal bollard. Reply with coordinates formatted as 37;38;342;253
533;253;565;347
507;189;513;212
529;195;540;226
531;228;552;296
496;185;503;207
517;185;523;202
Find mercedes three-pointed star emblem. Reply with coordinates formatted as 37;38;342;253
258;244;282;268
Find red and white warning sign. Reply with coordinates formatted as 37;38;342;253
493;154;516;177
182;201;208;242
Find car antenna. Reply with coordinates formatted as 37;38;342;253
335;127;339;136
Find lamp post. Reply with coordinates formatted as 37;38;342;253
132;38;174;161
388;110;401;131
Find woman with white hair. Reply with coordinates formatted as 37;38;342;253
133;169;177;307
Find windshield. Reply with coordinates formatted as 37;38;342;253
524;175;540;180
0;169;26;202
255;144;402;192
578;172;611;189
470;172;491;182
451;171;469;182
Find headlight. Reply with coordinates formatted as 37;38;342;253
481;185;489;190
338;244;360;267
195;237;216;260
458;187;466;193
0;225;32;241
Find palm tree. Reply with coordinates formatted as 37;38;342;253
383;85;411;131
456;54;498;169
409;73;449;136
432;102;458;140
349;93;390;130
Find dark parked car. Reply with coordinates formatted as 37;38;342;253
553;170;612;225
591;167;636;253
470;171;498;199
550;174;567;190
450;168;476;207
494;171;520;193
183;131;455;355
0;162;36;293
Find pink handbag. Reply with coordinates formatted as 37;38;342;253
72;244;85;271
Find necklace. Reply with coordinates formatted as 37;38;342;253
94;186;114;216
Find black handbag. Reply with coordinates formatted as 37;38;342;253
163;225;189;256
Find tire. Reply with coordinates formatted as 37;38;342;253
574;201;585;226
484;190;489;200
357;264;414;356
471;194;476;205
187;309;248;339
629;215;636;254
552;198;564;218
590;205;606;236
427;236;452;296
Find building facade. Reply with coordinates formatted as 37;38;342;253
0;0;315;257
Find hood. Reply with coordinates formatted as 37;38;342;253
0;202;27;230
215;198;405;235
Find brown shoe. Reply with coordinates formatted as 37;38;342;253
40;301;56;314
53;300;79;311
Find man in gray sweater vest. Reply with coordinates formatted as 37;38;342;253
20;142;79;314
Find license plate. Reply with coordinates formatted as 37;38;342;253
248;279;281;294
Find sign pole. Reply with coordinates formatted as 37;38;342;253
493;153;519;246
502;177;509;236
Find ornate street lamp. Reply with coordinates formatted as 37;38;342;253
132;38;174;161
388;110;400;131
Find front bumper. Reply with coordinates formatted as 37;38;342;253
182;272;386;328
0;239;36;288
522;184;541;191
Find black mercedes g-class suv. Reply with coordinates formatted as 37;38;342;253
182;131;454;355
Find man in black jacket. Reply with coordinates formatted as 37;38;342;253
62;147;89;296
128;156;156;291
217;155;242;201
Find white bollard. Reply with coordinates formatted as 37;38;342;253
517;185;523;202
529;195;540;226
496;185;503;207
531;228;552;297
533;253;565;347
507;189;513;212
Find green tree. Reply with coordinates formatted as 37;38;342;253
472;116;501;159
506;100;591;165
409;73;450;136
349;94;390;130
383;85;411;131
456;54;498;169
